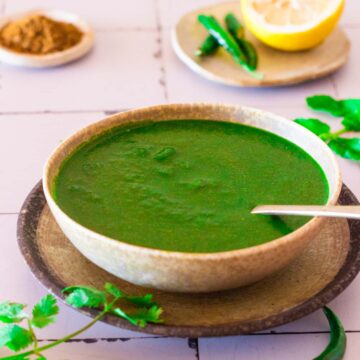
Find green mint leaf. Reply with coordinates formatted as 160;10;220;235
0;324;33;351
306;95;344;117
340;98;360;115
125;294;157;308
31;294;59;329
328;138;360;161
294;118;331;137
104;283;123;298
63;286;106;308
0;302;27;324
113;306;163;328
342;113;360;131
313;307;346;360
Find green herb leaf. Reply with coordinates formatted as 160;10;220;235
104;283;123;298
306;95;344;117
63;286;106;308
0;302;27;324
340;98;360;115
112;305;163;328
0;324;33;352
294;118;331;138
31;294;59;329
130;306;164;328
125;294;157;308
104;284;156;308
112;307;138;327
313;307;346;360
342;113;360;131
328;138;360;161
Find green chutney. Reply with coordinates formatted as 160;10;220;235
53;120;329;253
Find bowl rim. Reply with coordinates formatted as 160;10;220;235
42;103;342;260
0;8;94;66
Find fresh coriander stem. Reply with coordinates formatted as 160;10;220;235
0;308;108;360
27;319;39;354
331;128;348;138
0;296;121;360
322;128;349;141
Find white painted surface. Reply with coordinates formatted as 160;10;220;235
0;0;359;359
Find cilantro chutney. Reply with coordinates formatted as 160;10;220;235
53;120;329;253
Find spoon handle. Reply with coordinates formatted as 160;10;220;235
251;205;360;220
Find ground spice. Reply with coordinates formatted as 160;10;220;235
0;14;83;55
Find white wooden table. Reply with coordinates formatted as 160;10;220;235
0;0;359;359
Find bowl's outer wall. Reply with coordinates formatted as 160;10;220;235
43;104;342;292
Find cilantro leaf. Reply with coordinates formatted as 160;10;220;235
104;284;156;308
112;307;138;326
0;302;27;324
342;113;360;132
129;306;164;328
307;95;344;117
294;118;331;138
0;324;33;351
125;294;157;308
340;99;360;115
31;294;59;329
328;138;360;161
63;286;106;308
104;283;123;298
112;305;163;328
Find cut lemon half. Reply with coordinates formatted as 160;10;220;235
241;0;345;51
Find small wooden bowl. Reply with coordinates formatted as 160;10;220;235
0;9;94;68
42;104;342;293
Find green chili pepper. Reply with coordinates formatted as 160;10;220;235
224;13;245;39
313;307;347;360
198;14;262;79
237;39;258;70
195;35;219;57
225;13;258;70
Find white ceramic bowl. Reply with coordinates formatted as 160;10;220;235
0;9;94;68
43;104;342;293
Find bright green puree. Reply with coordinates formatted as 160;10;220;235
53;120;329;253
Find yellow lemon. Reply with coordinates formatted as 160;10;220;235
241;0;345;51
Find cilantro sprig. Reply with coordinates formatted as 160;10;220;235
0;283;163;360
294;95;360;161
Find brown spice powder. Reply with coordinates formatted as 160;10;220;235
0;14;83;55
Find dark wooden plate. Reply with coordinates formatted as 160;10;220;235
17;182;360;337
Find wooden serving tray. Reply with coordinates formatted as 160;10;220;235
173;1;350;87
17;182;360;337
